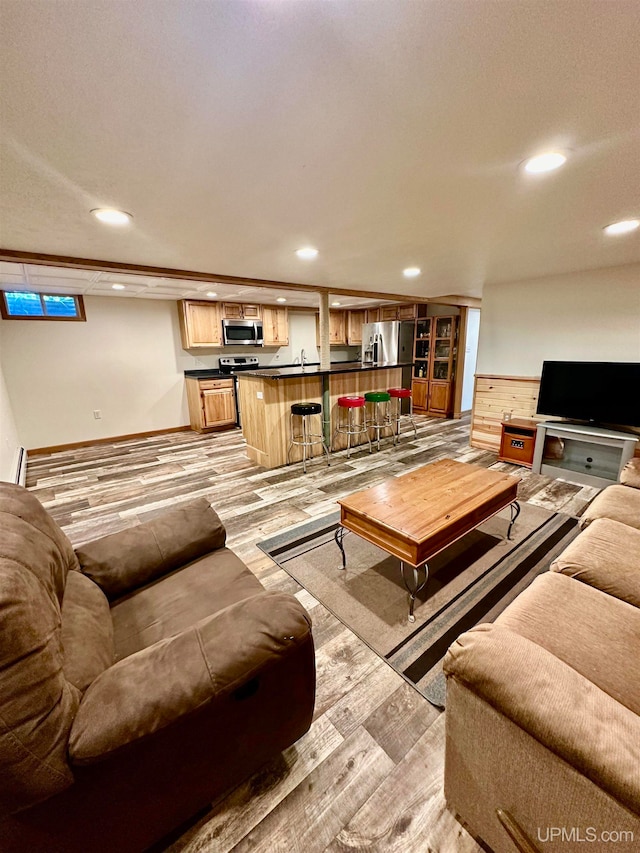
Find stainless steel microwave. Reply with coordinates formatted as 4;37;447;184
221;319;263;346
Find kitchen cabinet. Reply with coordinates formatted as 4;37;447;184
411;314;458;417
186;377;236;432
329;310;346;344
380;303;417;321
222;303;262;320
262;306;289;346
178;300;223;348
347;309;366;345
365;307;380;323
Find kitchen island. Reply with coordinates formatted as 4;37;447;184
237;361;413;468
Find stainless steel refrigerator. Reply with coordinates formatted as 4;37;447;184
361;320;414;365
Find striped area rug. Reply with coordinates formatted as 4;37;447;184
258;502;579;709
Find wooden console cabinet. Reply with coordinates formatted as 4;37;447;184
498;418;538;468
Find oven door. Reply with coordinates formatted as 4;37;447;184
222;319;263;346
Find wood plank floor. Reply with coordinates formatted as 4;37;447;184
26;415;599;853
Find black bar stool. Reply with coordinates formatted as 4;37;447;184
287;402;330;473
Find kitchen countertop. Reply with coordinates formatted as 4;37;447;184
236;361;413;379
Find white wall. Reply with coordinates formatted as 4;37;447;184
461;308;480;411
476;264;640;377
0;322;22;481
0;297;355;450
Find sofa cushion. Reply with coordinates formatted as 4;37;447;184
496;571;640;716
75;498;227;600
551;517;640;607
0;483;81;817
580;483;640;530
110;547;264;660
620;457;640;489
61;570;115;692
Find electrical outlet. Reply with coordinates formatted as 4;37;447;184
93;409;102;419
256;391;263;400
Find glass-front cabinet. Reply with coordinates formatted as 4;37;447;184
412;313;458;417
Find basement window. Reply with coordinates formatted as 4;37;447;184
0;291;86;321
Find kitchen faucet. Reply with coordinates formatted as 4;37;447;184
300;349;307;366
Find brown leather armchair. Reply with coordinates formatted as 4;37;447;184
0;483;315;852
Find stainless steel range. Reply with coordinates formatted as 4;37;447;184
218;356;260;428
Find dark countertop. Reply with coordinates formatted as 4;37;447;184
236;361;413;380
184;369;227;379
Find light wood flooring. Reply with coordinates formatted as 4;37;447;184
26;415;599;853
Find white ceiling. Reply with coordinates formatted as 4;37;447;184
1;0;639;303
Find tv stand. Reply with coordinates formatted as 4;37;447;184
532;421;638;488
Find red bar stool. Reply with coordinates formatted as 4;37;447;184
287;402;331;474
388;387;417;445
333;396;372;458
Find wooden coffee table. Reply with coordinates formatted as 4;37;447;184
335;458;521;622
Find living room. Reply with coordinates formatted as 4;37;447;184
1;2;640;852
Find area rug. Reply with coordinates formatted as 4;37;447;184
258;502;579;709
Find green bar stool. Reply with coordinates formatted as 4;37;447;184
364;390;392;450
287;402;330;473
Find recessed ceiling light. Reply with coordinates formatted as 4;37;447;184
91;208;133;226
603;219;640;236
296;247;318;260
332;301;341;307
522;152;567;174
111;283;125;290
403;267;421;278
276;297;287;303
206;291;217;297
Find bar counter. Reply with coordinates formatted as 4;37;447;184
237;361;412;468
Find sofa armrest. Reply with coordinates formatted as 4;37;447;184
444;623;640;814
68;591;312;764
74;498;226;599
621;457;640;489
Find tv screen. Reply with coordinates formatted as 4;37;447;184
536;361;640;427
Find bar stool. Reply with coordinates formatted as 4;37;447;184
388;387;417;445
364;390;392;450
333;396;372;458
287;402;330;474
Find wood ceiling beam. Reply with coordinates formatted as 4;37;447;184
0;249;431;304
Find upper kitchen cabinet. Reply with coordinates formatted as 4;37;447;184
347;310;366;345
380;303;417;321
222;303;262;320
365;307;380;323
178;299;223;348
262;306;289;346
329;310;347;344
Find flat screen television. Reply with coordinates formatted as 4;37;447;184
536;361;640;427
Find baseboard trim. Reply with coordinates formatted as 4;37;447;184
28;425;191;456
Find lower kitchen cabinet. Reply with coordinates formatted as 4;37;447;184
186;378;237;432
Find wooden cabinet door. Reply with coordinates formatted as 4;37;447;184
329;310;346;344
412;379;429;411
262;306;289;346
380;305;398;321
428;381;451;415
241;304;262;319
180;300;222;347
365;307;380;324
397;304;417;320
347;310;365;345
202;387;236;427
221;303;244;320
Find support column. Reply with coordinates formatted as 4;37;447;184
318;292;331;444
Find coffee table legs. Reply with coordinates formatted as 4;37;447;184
401;561;429;623
507;501;521;540
336;526;428;623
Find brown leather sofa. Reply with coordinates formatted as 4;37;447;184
0;483;315;853
443;457;640;853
